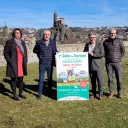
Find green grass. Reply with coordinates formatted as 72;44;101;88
0;56;128;128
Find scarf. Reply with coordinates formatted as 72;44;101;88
14;38;24;55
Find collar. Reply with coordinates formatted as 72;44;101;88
108;37;116;41
14;38;21;42
41;39;50;45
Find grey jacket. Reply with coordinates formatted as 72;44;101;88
103;37;125;63
83;42;104;72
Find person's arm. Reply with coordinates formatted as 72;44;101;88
3;41;12;64
33;41;39;57
83;44;88;52
23;41;28;63
120;40;125;58
93;43;104;58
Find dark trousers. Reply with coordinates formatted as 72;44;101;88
38;63;53;96
106;62;122;94
11;77;24;96
90;70;103;96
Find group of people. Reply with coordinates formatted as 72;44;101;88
4;29;58;101
83;29;125;100
3;28;125;101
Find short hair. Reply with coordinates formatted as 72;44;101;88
12;28;22;38
88;32;96;37
43;30;51;35
108;28;116;34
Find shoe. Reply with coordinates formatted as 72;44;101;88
108;92;114;99
14;96;20;101
90;95;94;99
19;94;27;99
90;95;96;99
99;95;103;100
117;93;122;98
36;95;41;100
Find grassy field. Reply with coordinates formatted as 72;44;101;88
0;54;128;128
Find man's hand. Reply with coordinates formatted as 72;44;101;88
88;52;94;56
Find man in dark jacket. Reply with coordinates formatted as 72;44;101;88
83;33;104;100
33;30;58;99
103;28;125;98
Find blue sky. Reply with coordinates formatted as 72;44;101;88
0;0;128;28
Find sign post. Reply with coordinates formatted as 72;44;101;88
56;52;89;101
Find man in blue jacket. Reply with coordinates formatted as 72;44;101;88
33;30;58;99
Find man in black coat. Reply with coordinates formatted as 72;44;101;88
33;30;58;99
4;28;28;101
103;28;125;98
83;33;104;100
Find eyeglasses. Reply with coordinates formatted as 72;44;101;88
111;33;116;34
90;37;96;39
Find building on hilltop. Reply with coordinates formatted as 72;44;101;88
53;11;65;28
51;12;77;44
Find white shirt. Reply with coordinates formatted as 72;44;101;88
89;44;95;52
45;41;50;47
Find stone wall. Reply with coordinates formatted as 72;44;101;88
57;43;85;52
123;41;128;46
0;46;6;66
0;41;128;66
0;44;39;66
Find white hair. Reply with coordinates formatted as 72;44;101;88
43;30;51;35
108;28;116;34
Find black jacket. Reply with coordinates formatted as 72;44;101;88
4;38;28;78
103;37;125;63
83;42;104;72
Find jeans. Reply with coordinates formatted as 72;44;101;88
90;70;103;96
38;63;53;96
106;62;122;94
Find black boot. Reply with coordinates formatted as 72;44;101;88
13;95;20;101
11;78;20;101
11;79;17;95
18;78;27;99
19;94;27;99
